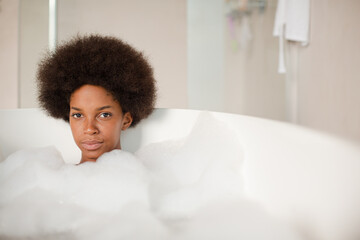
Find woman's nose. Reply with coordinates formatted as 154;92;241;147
84;119;99;134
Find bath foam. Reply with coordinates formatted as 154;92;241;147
0;112;302;240
135;112;302;239
0;146;64;206
135;112;245;219
170;199;303;240
0;147;162;239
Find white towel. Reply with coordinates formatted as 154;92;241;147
273;0;310;73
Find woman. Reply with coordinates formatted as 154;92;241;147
37;34;157;164
1;35;301;240
0;35;164;239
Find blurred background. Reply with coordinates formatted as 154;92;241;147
0;0;359;144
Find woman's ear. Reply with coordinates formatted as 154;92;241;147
121;112;133;130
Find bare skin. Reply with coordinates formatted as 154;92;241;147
69;84;133;164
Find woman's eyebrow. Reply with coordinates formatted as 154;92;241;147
71;107;81;111
97;106;112;111
70;106;112;111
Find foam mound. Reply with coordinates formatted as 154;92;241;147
0;112;302;240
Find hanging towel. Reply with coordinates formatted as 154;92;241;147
273;0;310;73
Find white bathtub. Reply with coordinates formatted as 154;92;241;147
1;108;360;240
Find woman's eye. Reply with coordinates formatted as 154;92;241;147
71;113;82;119
99;112;112;118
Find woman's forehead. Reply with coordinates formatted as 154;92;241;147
70;85;121;110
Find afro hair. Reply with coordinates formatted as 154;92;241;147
37;34;156;127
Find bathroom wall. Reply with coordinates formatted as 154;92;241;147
223;0;286;121
18;0;49;108
187;0;286;120
0;0;48;109
295;0;360;143
57;0;188;109
187;0;224;112
0;0;19;109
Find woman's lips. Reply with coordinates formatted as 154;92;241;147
81;140;103;151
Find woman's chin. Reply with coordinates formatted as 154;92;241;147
81;149;104;163
79;146;120;163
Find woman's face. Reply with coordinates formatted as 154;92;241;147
69;84;132;164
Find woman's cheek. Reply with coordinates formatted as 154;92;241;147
71;122;82;144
